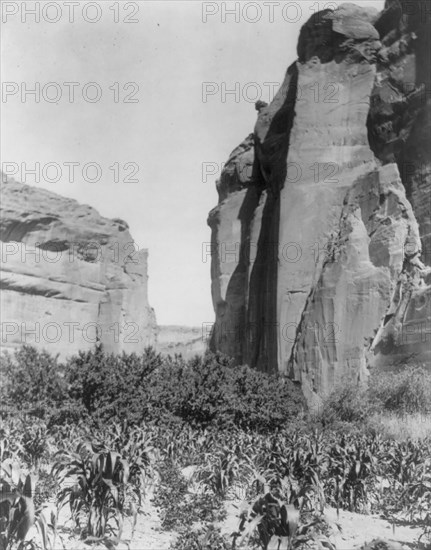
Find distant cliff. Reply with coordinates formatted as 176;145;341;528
156;326;206;359
1;176;157;358
208;1;431;406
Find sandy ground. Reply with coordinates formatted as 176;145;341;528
324;507;421;549
220;500;422;550
51;485;422;550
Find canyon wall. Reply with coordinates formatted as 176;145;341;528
208;1;431;406
1;176;157;359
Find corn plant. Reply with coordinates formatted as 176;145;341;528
380;439;426;486
94;422;156;502
233;487;335;550
258;432;327;513
0;459;56;550
52;438;146;543
20;423;49;469
0;420;24;463
196;445;255;498
402;456;431;525
0;418;50;469
374;437;431;523
326;436;376;514
157;424;204;466
49;422;86;454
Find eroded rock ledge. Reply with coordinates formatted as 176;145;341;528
1;176;157;358
208;1;431;406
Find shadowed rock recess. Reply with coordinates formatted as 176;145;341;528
208;1;431;406
1;176;157;358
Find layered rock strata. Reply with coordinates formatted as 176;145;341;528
1;176;157;359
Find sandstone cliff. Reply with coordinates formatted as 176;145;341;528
208;1;431;406
1;176;157;358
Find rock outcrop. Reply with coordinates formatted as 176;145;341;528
208;1;431;406
1;176;157;358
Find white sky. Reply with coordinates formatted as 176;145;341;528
1;0;384;325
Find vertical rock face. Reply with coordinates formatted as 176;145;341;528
208;1;431;405
1;176;157;358
368;0;431;263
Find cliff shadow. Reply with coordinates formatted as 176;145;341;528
245;64;299;373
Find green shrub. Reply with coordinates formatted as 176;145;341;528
0;346;66;421
317;365;431;426
368;366;431;415
66;345;163;424
146;352;305;431
171;526;230;550
153;460;188;531
64;347;305;431
318;380;371;425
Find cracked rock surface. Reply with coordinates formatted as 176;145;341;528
208;1;430;405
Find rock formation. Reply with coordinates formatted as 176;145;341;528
1;175;157;359
208;0;431;406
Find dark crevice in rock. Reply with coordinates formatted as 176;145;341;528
246;64;300;372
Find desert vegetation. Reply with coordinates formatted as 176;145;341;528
0;345;430;549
